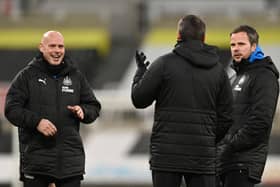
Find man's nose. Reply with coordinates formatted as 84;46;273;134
233;46;239;52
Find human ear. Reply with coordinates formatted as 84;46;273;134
39;43;44;53
251;43;257;52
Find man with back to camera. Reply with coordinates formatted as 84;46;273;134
131;14;233;187
5;31;101;187
217;25;279;187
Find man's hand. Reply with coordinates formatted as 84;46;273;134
135;50;150;69
67;105;84;120
37;119;57;137
133;51;150;84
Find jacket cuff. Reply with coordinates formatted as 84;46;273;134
133;67;147;83
28;115;42;130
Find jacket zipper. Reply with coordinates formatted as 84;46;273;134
55;77;63;177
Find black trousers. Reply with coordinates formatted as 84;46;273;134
23;174;81;187
221;170;255;187
152;170;215;187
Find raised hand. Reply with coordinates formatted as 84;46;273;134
135;50;150;69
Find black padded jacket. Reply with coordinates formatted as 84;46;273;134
218;57;279;182
5;55;101;179
132;40;233;174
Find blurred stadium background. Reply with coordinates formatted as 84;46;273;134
0;0;280;187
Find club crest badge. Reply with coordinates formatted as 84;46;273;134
62;76;74;93
63;76;72;86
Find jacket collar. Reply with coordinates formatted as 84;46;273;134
28;52;76;77
232;56;279;79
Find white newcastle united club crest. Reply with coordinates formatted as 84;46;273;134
63;76;72;86
62;76;74;93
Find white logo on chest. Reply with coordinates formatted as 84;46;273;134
38;78;47;85
63;76;72;86
62;76;74;93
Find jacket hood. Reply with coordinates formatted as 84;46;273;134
28;52;76;77
173;40;219;68
233;56;279;79
258;57;279;79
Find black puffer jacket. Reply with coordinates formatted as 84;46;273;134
218;57;279;182
131;40;233;174
5;55;101;179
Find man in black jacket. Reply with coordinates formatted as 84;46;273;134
131;15;233;187
218;25;279;187
5;31;101;187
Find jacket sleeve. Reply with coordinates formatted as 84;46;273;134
131;57;163;108
216;69;233;143
79;72;101;124
4;70;42;129
228;70;279;151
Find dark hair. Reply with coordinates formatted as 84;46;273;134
177;15;206;41
230;25;259;45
